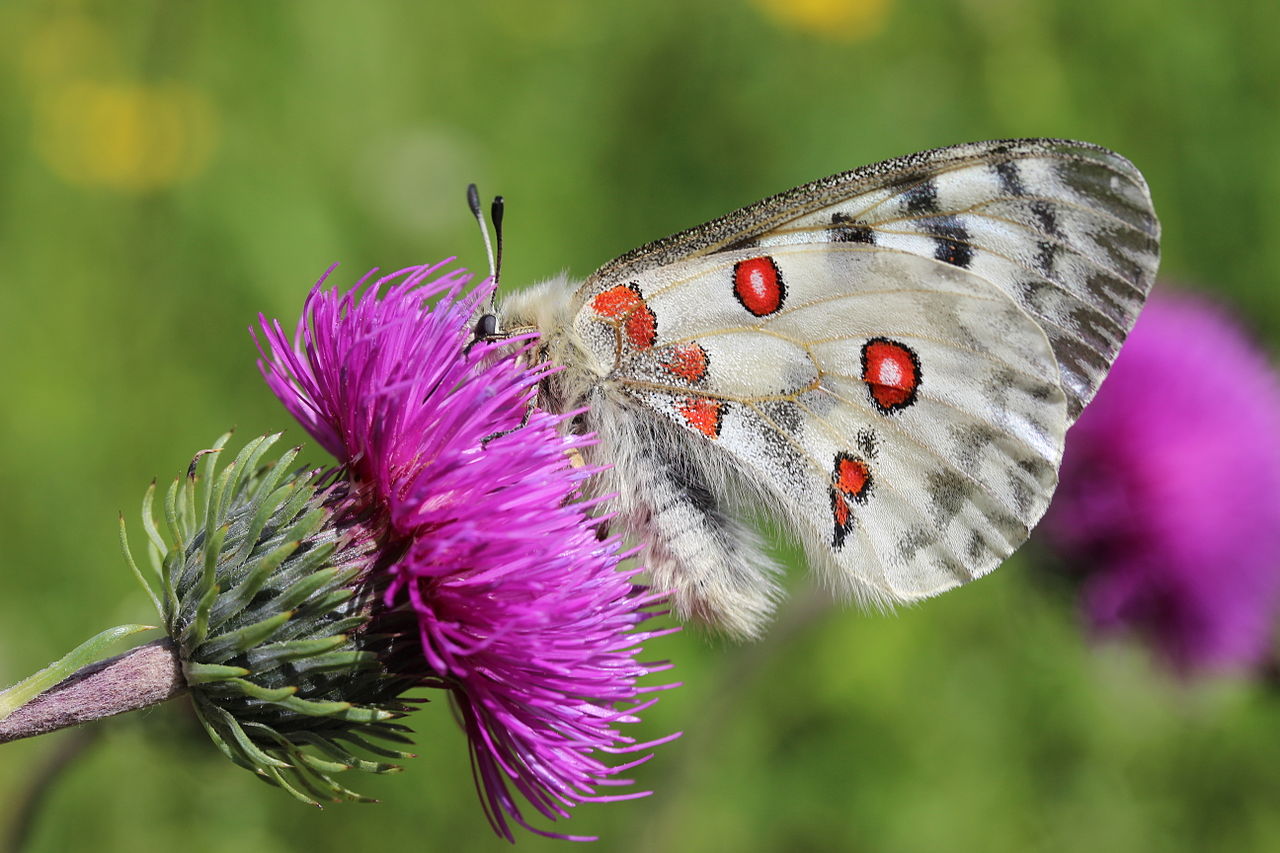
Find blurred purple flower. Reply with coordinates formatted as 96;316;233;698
1043;290;1280;673
256;260;678;840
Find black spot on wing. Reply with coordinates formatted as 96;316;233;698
1017;279;1052;314
1010;457;1055;517
895;526;936;565
856;427;880;460
1009;475;1035;518
1035;240;1059;275
903;178;939;214
993;160;1026;196
924;215;974;269
948;423;1001;471
831;212;876;244
939;555;975;582
925;468;974;529
1029;200;1059;236
1017;457;1056;491
966;530;992;562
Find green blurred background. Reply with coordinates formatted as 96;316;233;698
3;1;1280;851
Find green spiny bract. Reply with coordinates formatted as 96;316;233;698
122;433;417;804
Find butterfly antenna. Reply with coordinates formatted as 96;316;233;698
491;194;505;289
467;183;498;300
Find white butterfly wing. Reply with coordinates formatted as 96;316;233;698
576;247;1067;606
583;138;1160;421
546;138;1157;633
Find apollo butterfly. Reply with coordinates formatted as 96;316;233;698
487;139;1160;638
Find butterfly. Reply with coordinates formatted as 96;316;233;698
490;138;1160;639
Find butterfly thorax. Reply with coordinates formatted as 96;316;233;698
499;275;604;417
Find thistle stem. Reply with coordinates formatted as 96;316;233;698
0;639;186;745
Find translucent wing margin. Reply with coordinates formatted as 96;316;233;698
581;138;1160;420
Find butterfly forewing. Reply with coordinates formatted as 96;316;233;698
525;138;1158;633
582;138;1159;420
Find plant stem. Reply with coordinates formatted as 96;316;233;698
0;624;157;720
0;639;186;745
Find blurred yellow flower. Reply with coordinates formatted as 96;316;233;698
752;0;894;41
12;13;219;192
34;80;218;192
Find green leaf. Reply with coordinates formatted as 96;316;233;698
141;480;167;558
183;662;252;684
196;610;293;662
274;695;397;723
243;635;349;671
0;624;156;722
222;678;299;702
292;732;405;773
206;539;302;631
119;513;162;615
202;703;292;770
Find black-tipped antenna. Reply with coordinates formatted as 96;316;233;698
490;195;505;287
466;183;497;282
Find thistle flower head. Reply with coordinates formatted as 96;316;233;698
123;433;416;804
1044;290;1280;673
255;261;678;839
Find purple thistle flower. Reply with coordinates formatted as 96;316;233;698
255;260;679;840
1043;290;1280;673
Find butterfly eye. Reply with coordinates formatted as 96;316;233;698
473;313;500;341
463;312;502;357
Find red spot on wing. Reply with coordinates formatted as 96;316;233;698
836;456;871;500
831;491;852;548
659;342;709;383
625;307;657;350
592;284;657;351
676;396;724;438
592;285;644;317
830;452;871;549
861;338;921;412
733;256;786;317
832;497;850;527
